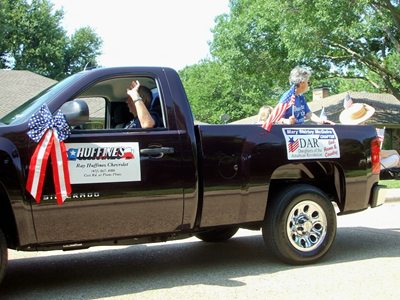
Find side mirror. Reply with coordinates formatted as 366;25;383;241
60;100;89;127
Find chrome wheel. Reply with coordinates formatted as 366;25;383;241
286;200;327;252
263;184;336;265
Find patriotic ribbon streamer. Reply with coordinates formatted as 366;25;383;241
26;104;72;205
262;84;296;131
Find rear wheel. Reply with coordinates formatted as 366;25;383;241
196;227;239;243
262;184;336;265
0;229;7;284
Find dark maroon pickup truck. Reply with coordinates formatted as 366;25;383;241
0;66;387;283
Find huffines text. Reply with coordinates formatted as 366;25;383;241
67;147;135;161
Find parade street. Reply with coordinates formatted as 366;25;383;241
1;201;399;300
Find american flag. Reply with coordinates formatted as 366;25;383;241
262;84;296;131
288;137;299;152
376;127;385;149
343;93;353;109
320;106;327;122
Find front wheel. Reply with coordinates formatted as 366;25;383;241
262;184;336;265
0;229;7;284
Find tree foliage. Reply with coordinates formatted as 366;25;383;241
62;27;103;77
179;59;267;123
181;1;301;123
210;1;295;90
0;0;102;80
210;0;400;100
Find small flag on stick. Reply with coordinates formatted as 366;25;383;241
343;93;353;109
320;106;327;122
376;127;385;149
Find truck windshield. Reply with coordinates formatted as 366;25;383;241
0;72;85;125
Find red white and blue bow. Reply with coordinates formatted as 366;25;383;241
26;104;72;205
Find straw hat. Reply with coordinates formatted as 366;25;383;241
339;103;375;125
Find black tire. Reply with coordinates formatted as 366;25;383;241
0;229;7;284
196;227;239;243
262;184;336;265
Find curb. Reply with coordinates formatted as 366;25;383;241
384;188;400;203
385;197;399;203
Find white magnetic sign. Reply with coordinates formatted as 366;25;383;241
66;142;141;184
282;128;340;160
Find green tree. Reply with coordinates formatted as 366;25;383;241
0;1;9;62
179;59;268;123
62;26;103;78
210;0;400;100
0;0;102;80
210;1;295;95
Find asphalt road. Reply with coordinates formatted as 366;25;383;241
1;201;399;300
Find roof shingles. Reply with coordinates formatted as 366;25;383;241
307;91;400;125
0;70;56;118
231;91;400;126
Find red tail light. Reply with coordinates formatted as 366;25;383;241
371;138;381;174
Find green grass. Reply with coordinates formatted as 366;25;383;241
379;180;400;189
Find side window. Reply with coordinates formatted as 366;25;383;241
70;76;164;130
110;78;165;130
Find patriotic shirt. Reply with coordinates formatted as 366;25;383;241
280;90;310;124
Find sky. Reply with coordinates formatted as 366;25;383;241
50;0;231;71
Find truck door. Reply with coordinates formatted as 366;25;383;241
30;75;185;244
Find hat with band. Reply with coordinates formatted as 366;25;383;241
339;103;375;125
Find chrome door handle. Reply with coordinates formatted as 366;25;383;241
140;147;174;155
